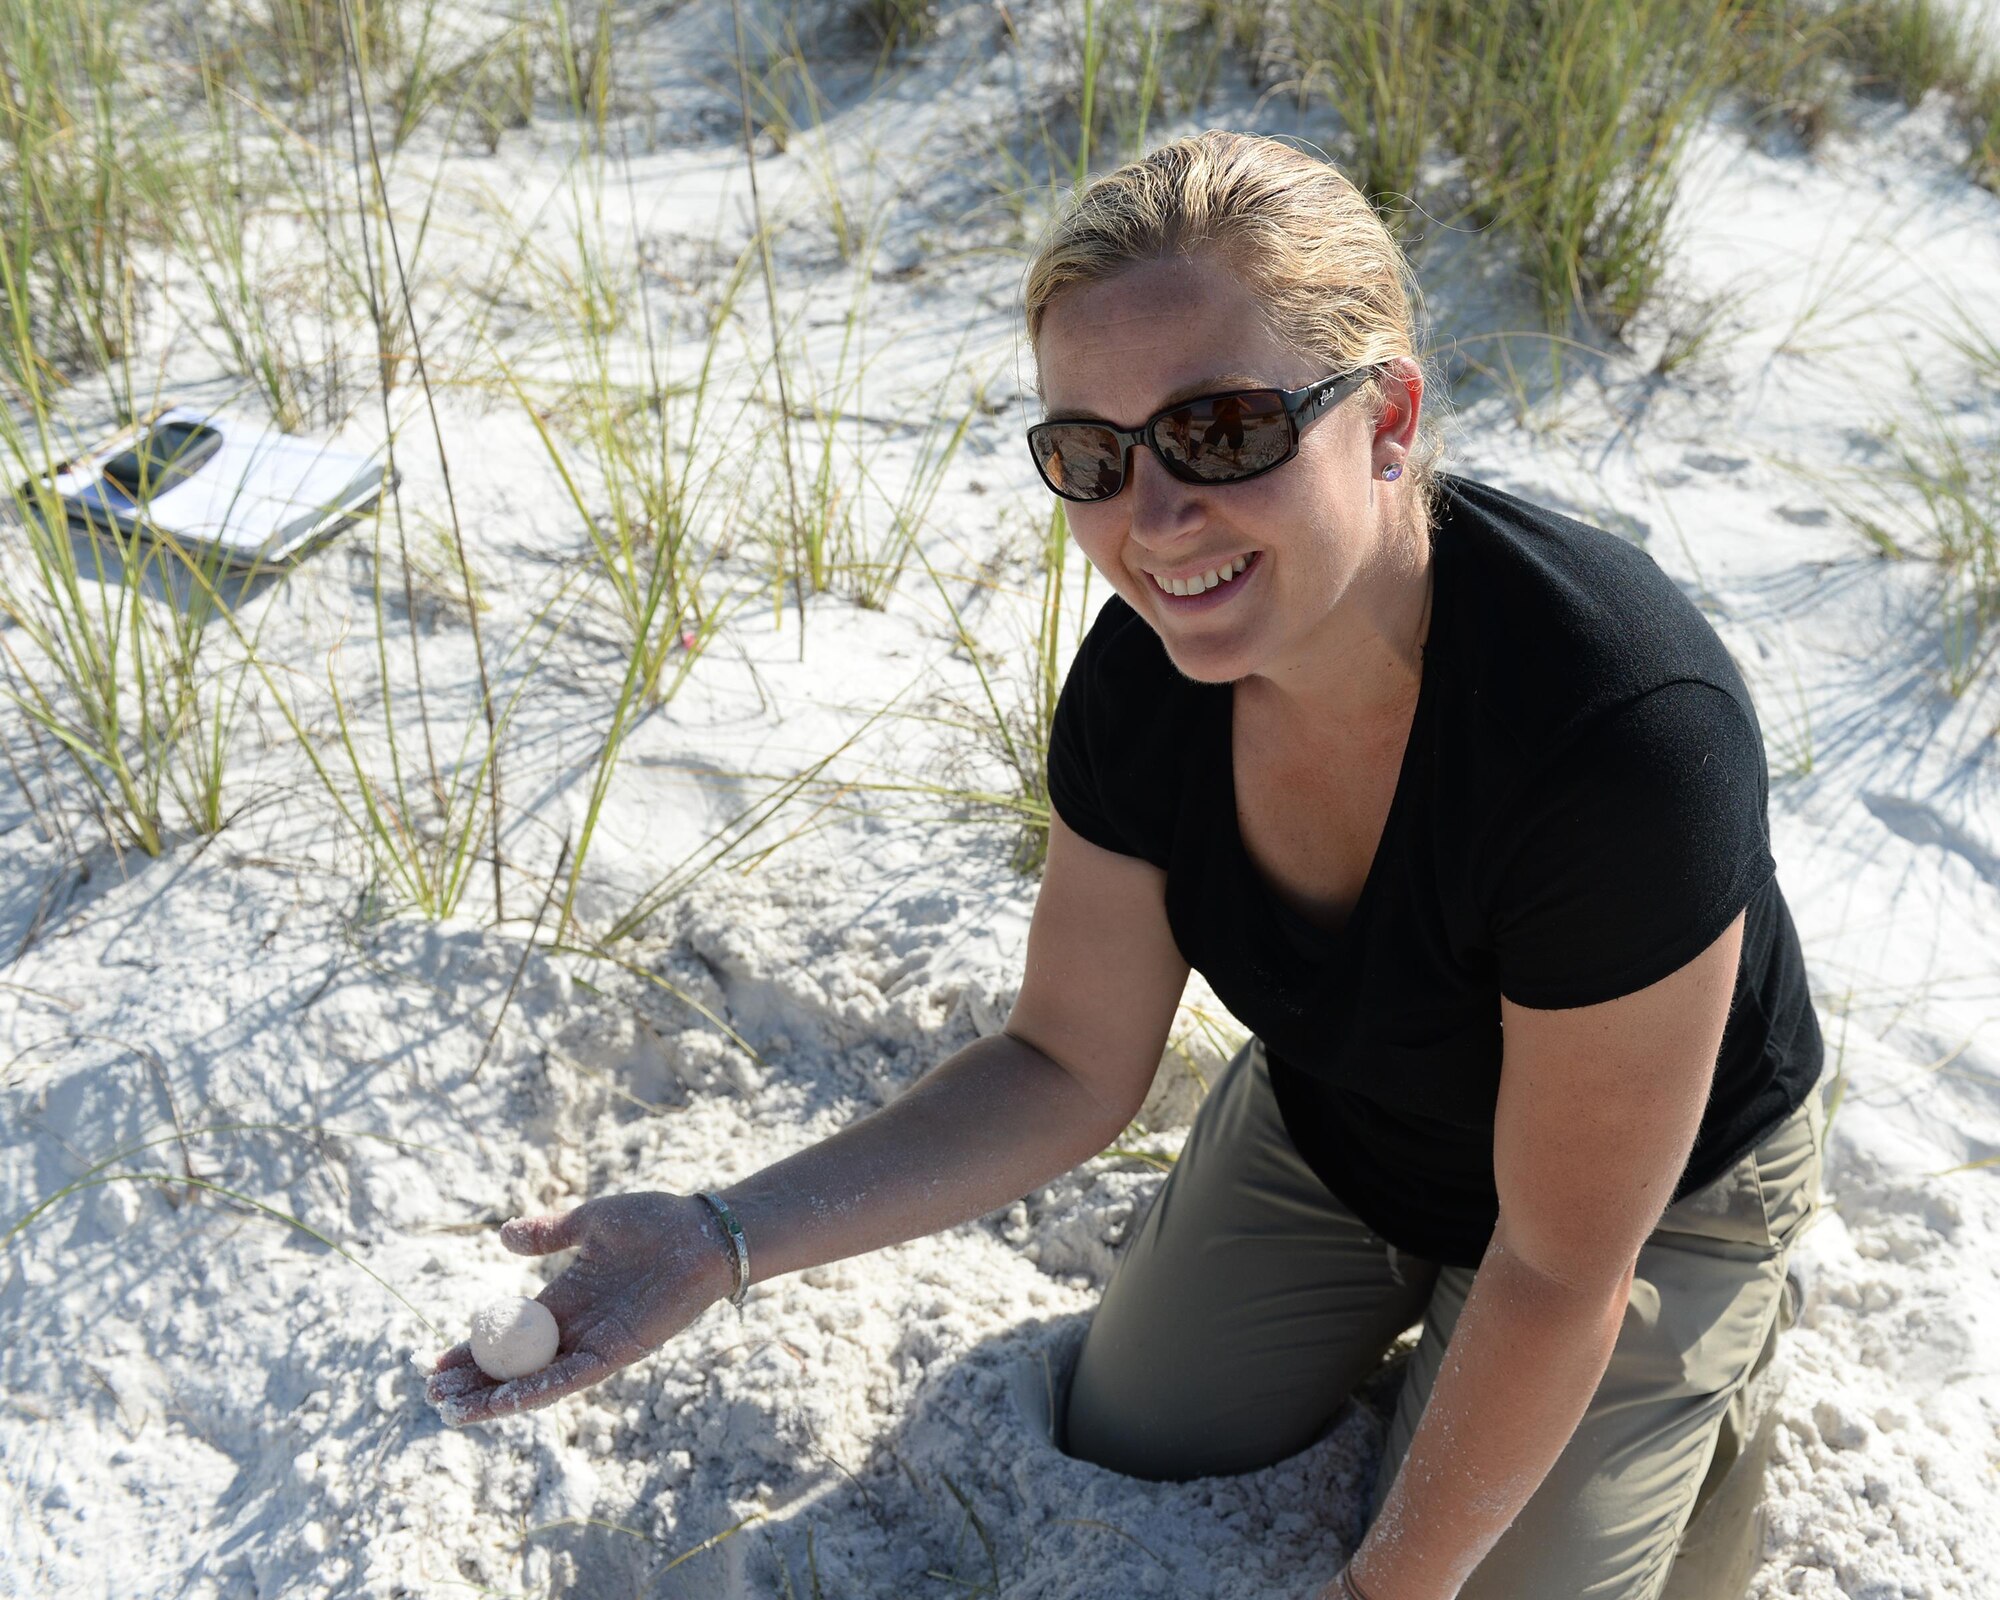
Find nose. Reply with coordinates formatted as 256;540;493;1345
1123;442;1205;548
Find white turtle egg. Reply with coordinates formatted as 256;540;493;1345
469;1296;560;1381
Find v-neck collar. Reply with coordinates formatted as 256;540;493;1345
1214;514;1447;954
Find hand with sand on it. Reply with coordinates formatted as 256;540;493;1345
424;1191;734;1427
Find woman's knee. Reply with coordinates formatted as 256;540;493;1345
1058;1032;1431;1481
1059;1360;1324;1482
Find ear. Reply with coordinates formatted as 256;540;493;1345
1371;357;1424;472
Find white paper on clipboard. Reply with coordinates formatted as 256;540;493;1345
40;405;391;568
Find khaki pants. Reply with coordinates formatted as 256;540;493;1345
1058;1037;1828;1599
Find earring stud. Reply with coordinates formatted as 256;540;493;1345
1381;462;1403;482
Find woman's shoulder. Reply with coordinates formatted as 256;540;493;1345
1432;472;1760;763
1433;480;1778;987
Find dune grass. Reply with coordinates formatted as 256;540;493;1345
0;391;252;858
1279;0;1758;335
967;0;1180;232
0;74;292;878
597;496;1095;900
1964;69;2000;189
496;177;762;937
773;272;986;613
909;502;1094;874
1445;0;1746;338
1834;0;1975;105
5;0;1998;915
1290;0;1442;238
0;0;539;914
0;0;159;382
201;0;558;151
1828;0;2000;186
1281;0;1999;334
224;0;402;104
4;0;746;919
1833;375;1999;698
852;0;941;54
500;167;749;698
7;0;1998;904
154;73;344;433
0;0;565;892
1727;0;1850;146
732;33;887;264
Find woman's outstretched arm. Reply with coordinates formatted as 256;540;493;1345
427;814;1188;1425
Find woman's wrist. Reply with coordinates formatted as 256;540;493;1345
1336;1564;1377;1600
699;1190;752;1303
687;1192;748;1306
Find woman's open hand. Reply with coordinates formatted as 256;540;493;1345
424;1191;734;1427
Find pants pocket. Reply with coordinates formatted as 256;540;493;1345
1654;1145;1772;1250
1654;1085;1823;1254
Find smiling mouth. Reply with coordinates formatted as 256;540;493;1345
1148;552;1256;597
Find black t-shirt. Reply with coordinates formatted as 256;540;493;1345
1046;473;1824;1267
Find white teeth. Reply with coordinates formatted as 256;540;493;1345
1152;554;1254;597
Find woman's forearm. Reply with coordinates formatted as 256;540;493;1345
714;1030;1134;1288
1346;1235;1633;1600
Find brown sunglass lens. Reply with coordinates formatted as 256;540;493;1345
1156;392;1291;480
1034;423;1125;500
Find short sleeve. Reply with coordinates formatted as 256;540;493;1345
1044;600;1184;866
1046;625;1145;859
1485;680;1775;1009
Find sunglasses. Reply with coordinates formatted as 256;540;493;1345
1026;366;1378;504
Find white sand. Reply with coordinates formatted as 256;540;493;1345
4;3;1998;1596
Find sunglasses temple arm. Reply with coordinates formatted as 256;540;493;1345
1297;370;1371;427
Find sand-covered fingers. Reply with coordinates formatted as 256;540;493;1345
425;1361;494;1406
429;1341;477;1374
431;1349;613;1428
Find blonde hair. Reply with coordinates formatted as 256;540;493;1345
1023;130;1444;519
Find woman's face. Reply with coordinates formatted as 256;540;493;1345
1036;250;1398;686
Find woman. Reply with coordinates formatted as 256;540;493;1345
427;132;1828;1600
